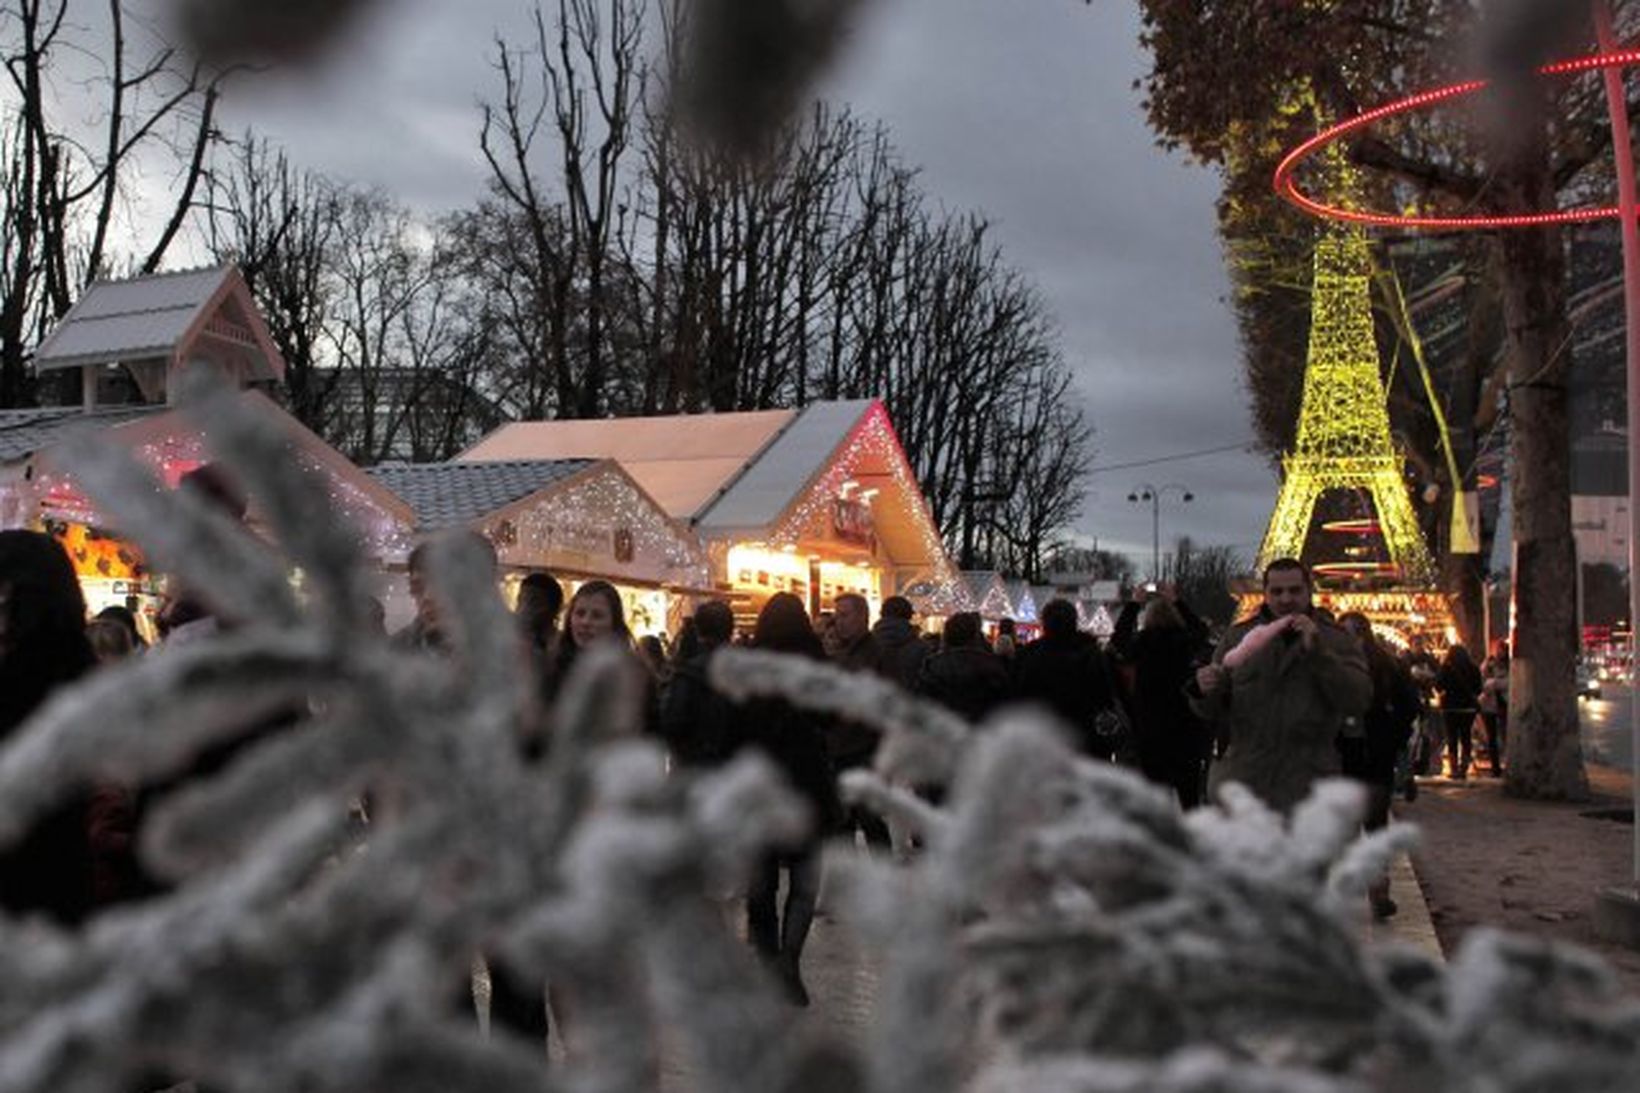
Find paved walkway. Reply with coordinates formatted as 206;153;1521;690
1369;849;1443;960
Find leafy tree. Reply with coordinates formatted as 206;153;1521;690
1135;0;1640;800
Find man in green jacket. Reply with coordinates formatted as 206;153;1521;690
1189;558;1371;814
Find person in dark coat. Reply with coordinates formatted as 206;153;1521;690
1014;599;1120;759
729;592;840;1006
1337;613;1420;918
1436;643;1484;780
658;600;737;768
0;530;101;925
870;595;930;690
826;593;891;851
1111;590;1211;804
917;611;1011;723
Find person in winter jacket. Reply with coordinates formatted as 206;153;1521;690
1435;643;1484;780
658;600;737;768
0;530;101;925
1189;559;1371;814
1015;599;1122;760
1110;588;1212;803
826;593;892;850
870;595;931;690
1338;612;1420;918
729;593;840;1006
1478;640;1510;777
916;611;1011;723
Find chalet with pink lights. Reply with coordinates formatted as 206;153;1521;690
460;400;970;621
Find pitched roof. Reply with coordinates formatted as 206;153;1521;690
695;400;877;534
0;405;167;463
31;266;284;384
367;459;597;529
458;409;796;520
460;400;954;574
33;268;233;370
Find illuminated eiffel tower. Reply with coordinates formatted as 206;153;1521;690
1256;223;1439;589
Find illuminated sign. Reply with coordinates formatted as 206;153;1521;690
832;497;874;547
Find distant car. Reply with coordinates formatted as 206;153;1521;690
1577;664;1602;700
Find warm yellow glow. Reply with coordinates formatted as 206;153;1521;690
724;543;881;613
1257;224;1438;586
559;577;671;639
817;560;881;612
727;543;812;594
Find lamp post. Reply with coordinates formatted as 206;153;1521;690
1127;483;1193;582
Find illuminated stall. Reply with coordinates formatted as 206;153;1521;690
1007;579;1040;638
367;460;709;637
963;571;1014;624
0;394;417;626
460;399;970;628
0;267;415;629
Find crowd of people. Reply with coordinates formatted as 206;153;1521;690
0;468;1516;1050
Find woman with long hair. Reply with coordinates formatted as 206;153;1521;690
1436;643;1484;780
733;592;839;1006
0;530;100;923
552;580;632;680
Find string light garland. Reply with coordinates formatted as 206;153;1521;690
1010;582;1039;625
763;402;970;616
1083;601;1115;639
1275;49;1640;230
1236;587;1458;649
24;427;415;561
963;573;1014;621
496;467;710;592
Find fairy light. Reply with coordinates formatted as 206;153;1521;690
499;467;710;592
26;426;415;562
965;573;1014;620
1234;586;1457;645
1257;222;1439;586
763;402;969;616
1010;582;1039;625
1083;601;1115;638
1275;49;1640;230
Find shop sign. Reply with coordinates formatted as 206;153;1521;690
556;519;611;556
832;497;874;547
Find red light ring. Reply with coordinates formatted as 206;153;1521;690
1320;518;1383;535
1313;561;1401;577
1274;49;1640;231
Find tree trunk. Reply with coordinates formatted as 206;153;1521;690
1493;134;1587;801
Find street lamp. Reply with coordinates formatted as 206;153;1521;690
1127;483;1194;582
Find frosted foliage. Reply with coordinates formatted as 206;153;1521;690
713;649;1640;1093
0;383;1636;1092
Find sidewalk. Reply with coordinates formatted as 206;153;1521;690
1396;765;1640;996
1368;850;1443;960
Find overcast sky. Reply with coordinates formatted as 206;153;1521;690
207;0;1277;573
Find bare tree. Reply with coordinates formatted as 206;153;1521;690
1164;537;1247;626
0;0;224;405
207;134;341;431
478;0;645;420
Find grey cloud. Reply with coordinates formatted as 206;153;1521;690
207;0;1277;567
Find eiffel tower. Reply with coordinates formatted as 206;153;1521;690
1256;223;1439;588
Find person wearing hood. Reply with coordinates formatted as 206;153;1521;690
870;595;930;691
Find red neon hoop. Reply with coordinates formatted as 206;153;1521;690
1320;518;1383;535
1274;49;1640;230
